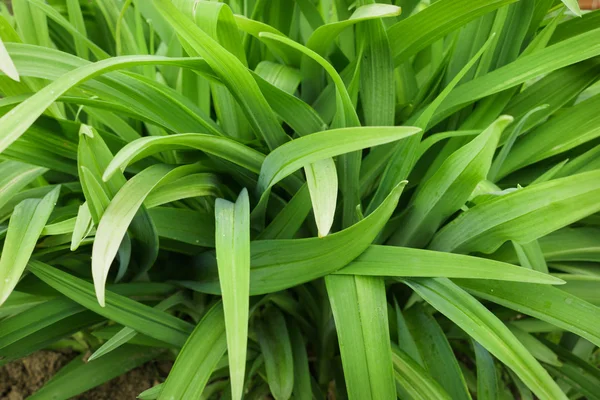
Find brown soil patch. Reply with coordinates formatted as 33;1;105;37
0;350;171;400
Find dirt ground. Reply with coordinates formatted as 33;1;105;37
0;350;171;400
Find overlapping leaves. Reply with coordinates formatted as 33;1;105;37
0;0;599;399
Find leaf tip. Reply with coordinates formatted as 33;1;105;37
79;124;95;138
551;276;567;285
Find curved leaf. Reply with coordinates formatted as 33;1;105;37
103;133;265;180
456;279;600;347
158;302;226;400
258;126;421;192
186;181;406;295
404;278;567;400
0;186;60;305
431;170;600;254
390;116;512;247
93;164;202;306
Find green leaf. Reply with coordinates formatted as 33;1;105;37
93;163;201;306
473;341;499;400
159;302;226;400
404;278;566;399
155;0;289;150
434;26;600;123
0;160;47;212
337;245;564;284
456;279;600;347
258;126;421;192
0;312;103;366
149;207;215;247
103;133;265;179
256;31;362;227
191;1;253;142
392;345;452;400
0;186;60;305
304;158;337;237
7;44;220;135
29;346;163;400
88;292;186;361
367;32;495;215
216;188;251;400
541;339;600;400
302;4;400;102
499;94;600;179
431;170;600;254
233;15;300;66
326;274;396;400
65;0;88;59
0;36;19;81
307;4;400;57
144;173;221;209
387;0;516;65
390;116;512;247
188;181;406;295
70;202;94;251
0;52;224;154
256;307;294;400
255;61;301;95
12;0;50;47
488;105;549;182
0;297;83;351
257;184;311;240
289;322;311;400
404;304;471;400
560;0;582;16
138;384;163;400
507;324;561;367
77;124;126;224
28;261;193;347
357;3;395;127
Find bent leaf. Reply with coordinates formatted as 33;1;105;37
404;278;566;400
431;170;600;254
0;186;60;305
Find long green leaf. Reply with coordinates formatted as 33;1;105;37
390;116;512;247
326;274;396;400
431;170;600;254
215;188;250;400
93;163;201;306
88;292;186;361
28;261;193;347
155;0;288;150
258;126;421;191
29;346;162;400
159;302;226;400
256;307;294;400
456;279;600;347
103;133;265;179
393;344;452;399
404;278;566;399
0;53;223;154
404;304;471;400
387;0;517;65
337;245;563;284
0;186;60;305
187;181;405;295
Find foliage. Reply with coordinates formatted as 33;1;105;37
1;0;600;399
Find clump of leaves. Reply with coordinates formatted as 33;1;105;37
1;0;600;399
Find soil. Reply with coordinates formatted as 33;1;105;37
0;350;172;400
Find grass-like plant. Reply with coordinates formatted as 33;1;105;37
1;0;600;399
